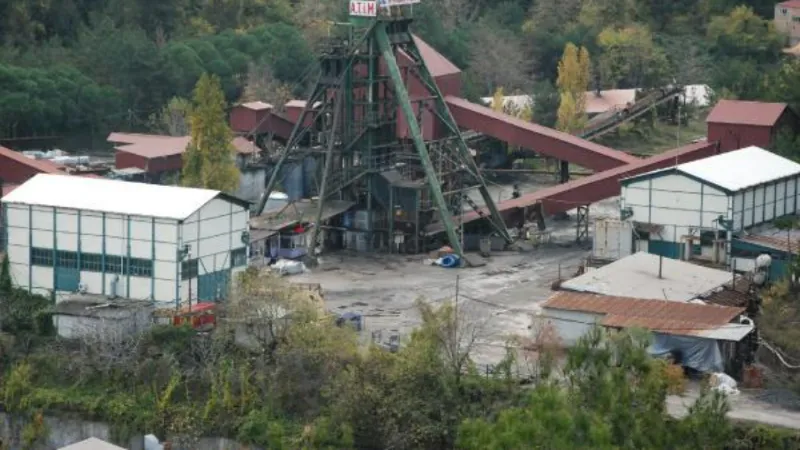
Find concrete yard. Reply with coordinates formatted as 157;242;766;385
290;179;621;365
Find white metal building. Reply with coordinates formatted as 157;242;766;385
1;174;250;305
620;146;800;260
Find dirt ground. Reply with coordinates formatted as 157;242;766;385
289;174;621;366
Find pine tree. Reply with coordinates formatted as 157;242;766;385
182;73;240;193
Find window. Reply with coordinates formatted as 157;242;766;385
55;250;78;269
231;248;247;267
104;255;124;274
182;258;198;280
80;253;103;272
30;247;53;266
700;231;717;246
128;258;153;278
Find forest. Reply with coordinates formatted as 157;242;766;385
1;0;800;145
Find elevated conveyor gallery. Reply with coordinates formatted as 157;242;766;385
444;96;639;171
424;140;720;235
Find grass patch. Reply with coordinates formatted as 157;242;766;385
596;110;709;156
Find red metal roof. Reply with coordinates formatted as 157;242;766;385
239;101;273;111
411;35;461;77
543;291;744;337
0;145;66;174
109;133;258;158
706;100;788;127
779;0;800;8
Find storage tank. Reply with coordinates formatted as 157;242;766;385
302;156;318;198
282;163;304;201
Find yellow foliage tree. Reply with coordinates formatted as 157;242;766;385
491;87;505;113
556;92;586;133
555;43;590;133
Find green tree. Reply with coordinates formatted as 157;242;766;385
707;6;783;63
531;81;560;128
596;24;669;88
182;73;240;192
457;328;732;449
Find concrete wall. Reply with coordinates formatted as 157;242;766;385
0;412;262;450
53;308;153;341
540;308;604;347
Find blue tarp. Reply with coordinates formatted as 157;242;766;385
647;333;724;373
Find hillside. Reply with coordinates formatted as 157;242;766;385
0;0;798;153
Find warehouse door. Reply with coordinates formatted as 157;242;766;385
55;250;80;292
198;270;230;302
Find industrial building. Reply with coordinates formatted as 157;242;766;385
706;100;796;152
620;146;800;260
108;132;264;202
1;174;249;304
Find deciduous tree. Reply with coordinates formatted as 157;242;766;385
555;43;590;132
149;97;191;136
596;24;669;88
182;73;240;192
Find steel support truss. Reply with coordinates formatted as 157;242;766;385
257;18;511;261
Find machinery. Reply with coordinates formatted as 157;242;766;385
256;1;512;261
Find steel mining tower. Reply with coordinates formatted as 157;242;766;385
256;2;511;260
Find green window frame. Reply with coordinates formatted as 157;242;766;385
104;255;124;274
181;258;198;280
30;247;54;266
55;250;78;269
80;253;104;272
128;258;153;278
231;248;247;267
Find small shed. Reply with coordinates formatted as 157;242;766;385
539;291;753;373
706;100;797;152
52;295;154;341
621;146;800;258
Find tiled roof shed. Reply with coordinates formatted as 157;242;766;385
109;132;259;174
706;100;798;151
542;291;750;340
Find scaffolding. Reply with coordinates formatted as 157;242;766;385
256;5;511;261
